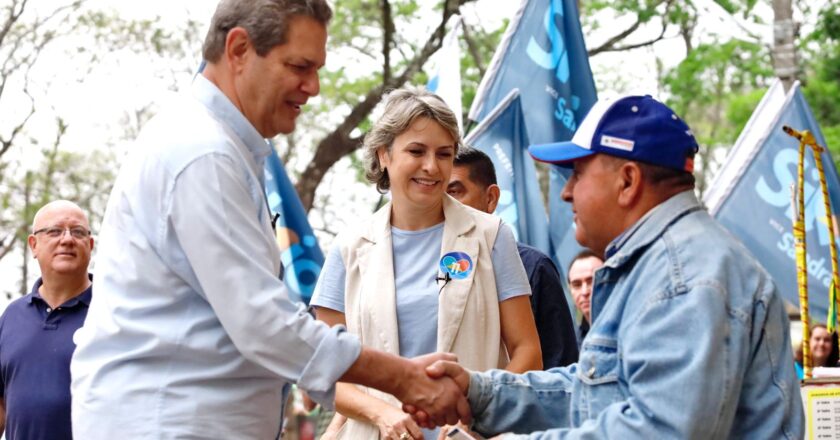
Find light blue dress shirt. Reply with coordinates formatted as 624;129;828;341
465;191;804;439
70;75;361;439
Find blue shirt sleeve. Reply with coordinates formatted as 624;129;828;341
491;224;532;301
310;244;347;313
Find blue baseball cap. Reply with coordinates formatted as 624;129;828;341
528;95;699;173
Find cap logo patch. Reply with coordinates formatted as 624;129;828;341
601;135;635;152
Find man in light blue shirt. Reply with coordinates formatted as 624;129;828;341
417;95;804;439
70;1;468;438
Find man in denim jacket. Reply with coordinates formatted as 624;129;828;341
421;95;804;439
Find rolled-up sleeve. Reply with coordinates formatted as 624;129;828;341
169;152;360;407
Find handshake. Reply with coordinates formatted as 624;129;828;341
336;349;506;439
395;353;472;429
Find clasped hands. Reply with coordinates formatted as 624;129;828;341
395;353;471;430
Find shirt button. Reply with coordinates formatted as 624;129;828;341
587;366;596;378
46;307;52;313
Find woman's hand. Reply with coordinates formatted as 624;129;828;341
373;404;424;440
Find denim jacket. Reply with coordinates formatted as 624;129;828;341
467;191;804;439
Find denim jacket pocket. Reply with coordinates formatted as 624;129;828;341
575;337;625;421
577;337;620;385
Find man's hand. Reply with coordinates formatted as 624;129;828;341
425;360;470;393
403;359;472;428
391;353;471;429
340;349;471;429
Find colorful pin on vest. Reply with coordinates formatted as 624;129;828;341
440;252;473;280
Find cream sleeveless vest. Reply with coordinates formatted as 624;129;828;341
335;195;508;439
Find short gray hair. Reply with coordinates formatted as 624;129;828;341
202;0;332;62
363;87;461;193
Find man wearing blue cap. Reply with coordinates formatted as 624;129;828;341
418;95;804;438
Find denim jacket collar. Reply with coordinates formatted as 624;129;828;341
604;190;703;268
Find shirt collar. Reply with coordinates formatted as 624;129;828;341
28;273;93;308
604;190;703;265
191;74;272;162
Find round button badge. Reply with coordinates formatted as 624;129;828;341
439;252;473;280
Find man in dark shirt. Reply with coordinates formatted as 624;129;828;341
0;200;94;440
567;249;603;345
447;148;578;368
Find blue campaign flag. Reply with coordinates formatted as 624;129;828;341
705;80;840;320
467;0;597;274
470;0;596;143
465;89;548;250
264;149;325;305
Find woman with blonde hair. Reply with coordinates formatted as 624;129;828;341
311;87;541;439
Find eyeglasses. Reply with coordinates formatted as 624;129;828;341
32;226;91;239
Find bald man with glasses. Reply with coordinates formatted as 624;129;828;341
0;200;93;440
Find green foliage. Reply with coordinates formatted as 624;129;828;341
348;150;367;183
582;0;670;32
314;0;454;137
661;37;772;193
824;126;840;165
725;89;765;136
664;39;771;142
801;3;840;168
665;39;771;114
714;0;757;17
580;0;739;33
459;20;507;125
328;0;382;59
309;0;504;148
77;11;202;60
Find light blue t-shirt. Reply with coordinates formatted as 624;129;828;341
312;222;530;358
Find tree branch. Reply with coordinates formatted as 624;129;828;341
596;26;668;54
0;0;84;162
36;118;66;206
587;0;673;56
0;0;28;48
0;83;35;160
461;20;486;78
380;0;394;84
0;233;18;261
587;18;643;56
294;0;475;211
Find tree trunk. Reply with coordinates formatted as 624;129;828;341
20;171;32;296
772;0;797;91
